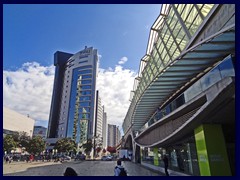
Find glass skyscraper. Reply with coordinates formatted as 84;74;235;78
47;47;98;146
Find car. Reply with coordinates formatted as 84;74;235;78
101;155;113;161
75;154;86;161
60;155;71;161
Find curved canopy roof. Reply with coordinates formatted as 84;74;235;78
132;25;235;130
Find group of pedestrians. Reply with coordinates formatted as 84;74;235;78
5;155;12;164
63;156;169;176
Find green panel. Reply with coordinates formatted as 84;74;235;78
194;125;211;176
153;147;159;166
204;124;231;176
195;124;232;176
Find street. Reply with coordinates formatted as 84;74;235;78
3;160;161;176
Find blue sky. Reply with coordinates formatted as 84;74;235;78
3;4;160;71
3;4;161;132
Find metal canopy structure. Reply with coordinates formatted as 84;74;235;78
132;25;235;130
122;4;235;135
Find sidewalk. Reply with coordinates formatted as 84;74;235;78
3;161;61;175
121;161;163;176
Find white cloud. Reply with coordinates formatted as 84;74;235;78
3;62;55;123
3;60;137;133
97;63;136;130
118;56;128;65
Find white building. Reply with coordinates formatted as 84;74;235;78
95;91;103;138
3;107;35;137
102;107;107;148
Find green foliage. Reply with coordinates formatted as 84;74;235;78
3;135;17;153
27;136;46;155
12;131;31;148
54;138;77;153
82;139;93;155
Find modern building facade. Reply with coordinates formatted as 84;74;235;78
47;47;99;147
33;126;47;139
122;4;235;176
3;107;35;137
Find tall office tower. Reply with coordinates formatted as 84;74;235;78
116;127;121;146
107;124;121;147
95;90;103;138
47;47;98;146
107;124;116;147
102;107;107;148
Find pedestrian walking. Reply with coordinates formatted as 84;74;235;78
5;155;9;163
163;155;169;176
114;159;127;176
122;155;126;161
30;154;34;162
26;155;30;163
63;167;78;176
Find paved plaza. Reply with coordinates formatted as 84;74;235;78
3;160;162;176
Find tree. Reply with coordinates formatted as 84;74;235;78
3;135;17;153
27;136;46;155
82;139;93;155
54;138;76;153
96;147;102;154
12;131;31;149
107;146;116;154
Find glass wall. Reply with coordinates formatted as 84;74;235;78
67;66;93;143
142;147;154;165
164;136;200;175
185;55;235;101
141;134;200;175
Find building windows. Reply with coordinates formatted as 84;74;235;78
77;65;92;70
81;80;91;84
80;102;91;107
80;96;91;101
81;85;91;90
79;60;88;63
82;75;92;79
78;69;92;75
80;91;91;95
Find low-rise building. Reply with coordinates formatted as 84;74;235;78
3;107;35;137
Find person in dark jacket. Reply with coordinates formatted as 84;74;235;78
114;160;127;176
63;167;78;176
163;155;169;176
